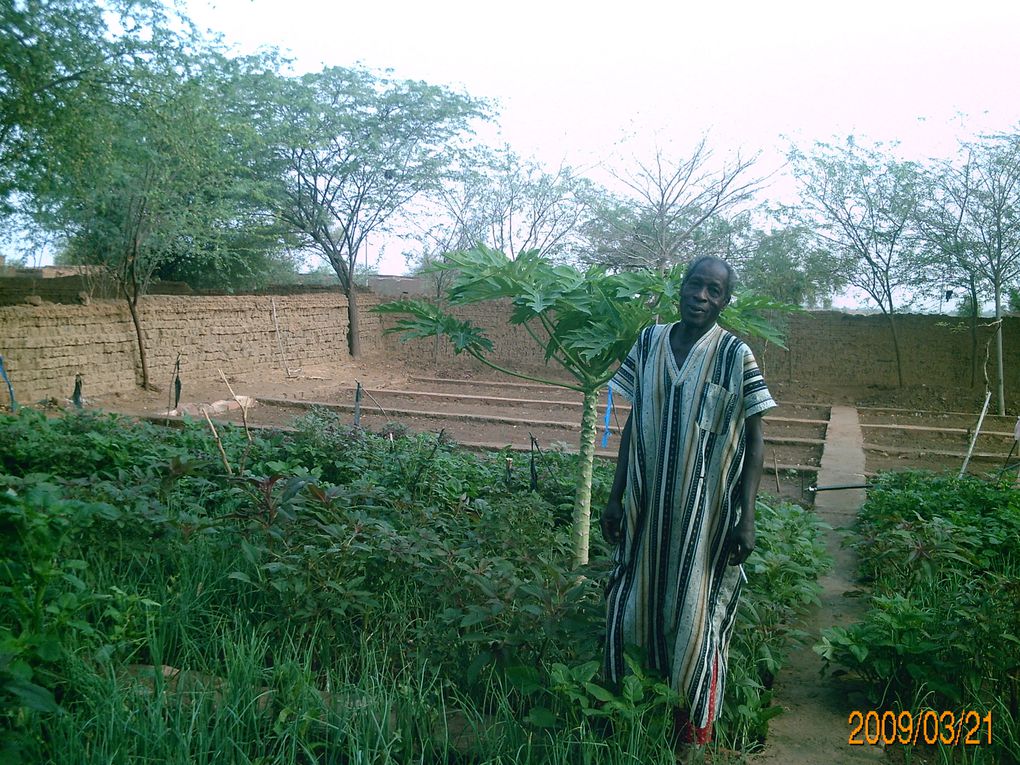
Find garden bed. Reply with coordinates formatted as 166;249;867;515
0;409;830;762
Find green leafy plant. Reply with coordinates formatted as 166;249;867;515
817;471;1020;763
376;245;795;566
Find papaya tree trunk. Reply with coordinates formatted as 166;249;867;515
571;388;599;568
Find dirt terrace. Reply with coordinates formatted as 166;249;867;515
86;364;822;507
87;363;1019;503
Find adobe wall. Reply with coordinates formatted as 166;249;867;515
747;311;1018;390
1;290;1017;406
0;293;383;403
378;300;565;381
382;304;1020;393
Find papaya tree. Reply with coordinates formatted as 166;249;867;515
375;245;789;567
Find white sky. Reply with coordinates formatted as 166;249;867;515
183;0;1020;286
14;0;1019;304
186;0;1020;160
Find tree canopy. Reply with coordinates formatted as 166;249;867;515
267;65;488;356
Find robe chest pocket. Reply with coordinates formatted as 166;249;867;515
697;382;735;434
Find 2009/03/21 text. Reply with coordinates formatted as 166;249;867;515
848;710;993;747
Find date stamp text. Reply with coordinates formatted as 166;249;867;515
848;710;993;746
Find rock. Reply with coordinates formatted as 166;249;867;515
25;295;43;306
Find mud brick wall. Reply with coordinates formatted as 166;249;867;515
0;293;383;403
2;291;1018;405
380;300;574;382
382;303;1020;392
0;274;194;306
748;311;1019;391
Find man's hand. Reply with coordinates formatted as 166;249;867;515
727;523;755;566
601;498;624;546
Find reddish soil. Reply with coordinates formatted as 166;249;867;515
81;362;822;507
82;364;1018;504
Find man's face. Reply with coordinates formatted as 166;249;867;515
680;261;730;329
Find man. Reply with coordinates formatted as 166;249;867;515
600;255;774;747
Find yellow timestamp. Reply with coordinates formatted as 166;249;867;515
848;710;993;747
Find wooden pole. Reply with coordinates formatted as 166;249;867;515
959;391;992;478
271;298;294;378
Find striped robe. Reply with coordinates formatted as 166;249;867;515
604;322;775;728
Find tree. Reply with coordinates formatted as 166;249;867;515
376;246;789;567
583;139;762;271
0;0;175;216
915;153;988;388
2;0;107;211
270;66;487;357
953;135;1020;415
404;162;491;299
736;223;843;307
916;134;1020;412
476;147;589;261
791;139;922;387
37;45;271;387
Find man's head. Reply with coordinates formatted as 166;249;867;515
679;256;734;329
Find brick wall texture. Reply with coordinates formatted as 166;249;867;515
383;303;1020;393
0;292;1017;404
0;293;384;403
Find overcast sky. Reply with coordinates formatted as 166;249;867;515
12;1;1020;277
187;0;1020;158
183;0;1020;282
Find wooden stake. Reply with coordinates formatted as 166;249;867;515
271;298;295;378
773;450;781;494
218;368;252;444
202;410;233;475
959;391;991;478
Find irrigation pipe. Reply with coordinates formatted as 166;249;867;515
959;390;992;478
809;483;872;493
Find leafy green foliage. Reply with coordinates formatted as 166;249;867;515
378;245;795;568
0;409;826;760
727;498;831;746
817;471;1020;763
379;245;793;387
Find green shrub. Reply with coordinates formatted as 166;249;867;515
817;471;1020;763
0;410;828;761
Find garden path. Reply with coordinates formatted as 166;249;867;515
751;406;885;763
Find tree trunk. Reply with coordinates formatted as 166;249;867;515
126;295;152;390
995;288;1005;416
886;311;904;388
571;388;599;568
347;284;361;358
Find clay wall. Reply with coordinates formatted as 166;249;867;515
0;293;383;403
0;274;195;306
747;311;1019;391
382;304;1020;393
1;290;1017;405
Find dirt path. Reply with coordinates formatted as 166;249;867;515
752;406;883;764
